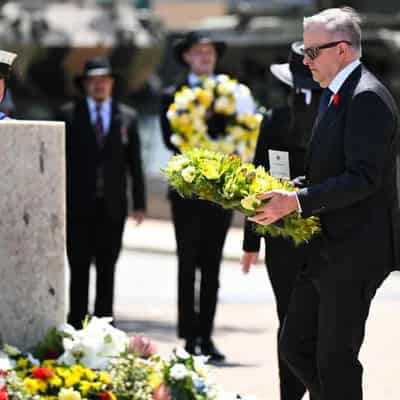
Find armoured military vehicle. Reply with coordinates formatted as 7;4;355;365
0;0;164;118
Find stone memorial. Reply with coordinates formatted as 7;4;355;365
0;121;66;350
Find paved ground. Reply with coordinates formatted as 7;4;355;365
86;218;400;399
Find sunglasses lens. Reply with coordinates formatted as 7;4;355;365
307;48;318;60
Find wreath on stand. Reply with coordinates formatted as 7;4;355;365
166;74;263;162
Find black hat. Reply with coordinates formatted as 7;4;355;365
0;50;17;80
172;31;226;66
270;41;321;90
75;57;115;87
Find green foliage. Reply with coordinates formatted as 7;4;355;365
163;149;321;245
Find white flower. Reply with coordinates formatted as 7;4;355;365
193;355;209;377
175;347;190;360
170;134;183;147
181;166;196;183
57;316;128;370
58;388;82;400
0;351;16;370
169;363;189;380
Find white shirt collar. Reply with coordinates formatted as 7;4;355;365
87;96;111;113
328;59;361;94
188;72;215;87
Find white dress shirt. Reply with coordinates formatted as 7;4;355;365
327;59;361;104
87;97;112;135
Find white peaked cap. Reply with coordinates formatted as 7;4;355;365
0;50;17;66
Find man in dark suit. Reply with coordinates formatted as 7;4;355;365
160;32;234;361
241;41;321;400
59;58;146;328
250;7;399;400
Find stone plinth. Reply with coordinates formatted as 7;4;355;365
0;121;65;350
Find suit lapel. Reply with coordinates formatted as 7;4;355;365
305;65;363;172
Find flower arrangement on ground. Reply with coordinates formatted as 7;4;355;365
166;74;263;162
0;317;256;400
163;148;320;245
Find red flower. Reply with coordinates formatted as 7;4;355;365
31;367;54;380
0;387;8;400
333;93;340;106
100;392;115;400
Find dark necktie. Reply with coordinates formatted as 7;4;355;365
317;87;333;118
94;104;104;148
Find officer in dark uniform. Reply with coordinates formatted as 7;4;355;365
160;32;233;361
241;42;321;400
0;50;17;120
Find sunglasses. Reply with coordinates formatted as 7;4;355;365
301;40;352;60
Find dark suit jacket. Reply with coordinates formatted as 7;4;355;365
298;65;400;274
60;98;146;221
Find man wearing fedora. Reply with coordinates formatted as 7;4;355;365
59;57;146;328
241;41;321;400
160;31;234;361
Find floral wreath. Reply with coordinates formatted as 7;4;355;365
166;74;263;161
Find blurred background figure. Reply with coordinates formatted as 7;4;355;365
0;50;17;120
240;41;321;400
0;88;16;117
58;57;146;328
159;31;233;362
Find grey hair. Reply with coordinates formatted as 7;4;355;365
304;7;362;56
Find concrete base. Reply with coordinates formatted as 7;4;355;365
0;121;66;350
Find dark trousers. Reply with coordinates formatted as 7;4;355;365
170;191;232;341
66;199;125;328
266;237;311;400
279;265;386;400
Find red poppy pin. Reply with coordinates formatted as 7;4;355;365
333;93;340;106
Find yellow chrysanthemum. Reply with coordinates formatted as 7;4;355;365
98;371;111;385
64;373;81;388
79;381;92;396
83;369;96;382
48;375;63;388
24;377;41;395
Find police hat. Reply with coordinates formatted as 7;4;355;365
270;41;321;90
173;31;226;66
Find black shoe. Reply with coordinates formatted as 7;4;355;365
184;339;199;355
200;339;226;362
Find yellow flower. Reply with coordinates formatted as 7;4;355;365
71;365;85;380
98;371;111;385
195;88;213;108
199;159;222;180
48;375;63;388
84;369;97;382
91;382;102;392
79;381;92;396
64;373;80;388
58;388;82;400
24;377;41;395
43;360;57;367
148;372;163;389
241;194;261;211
